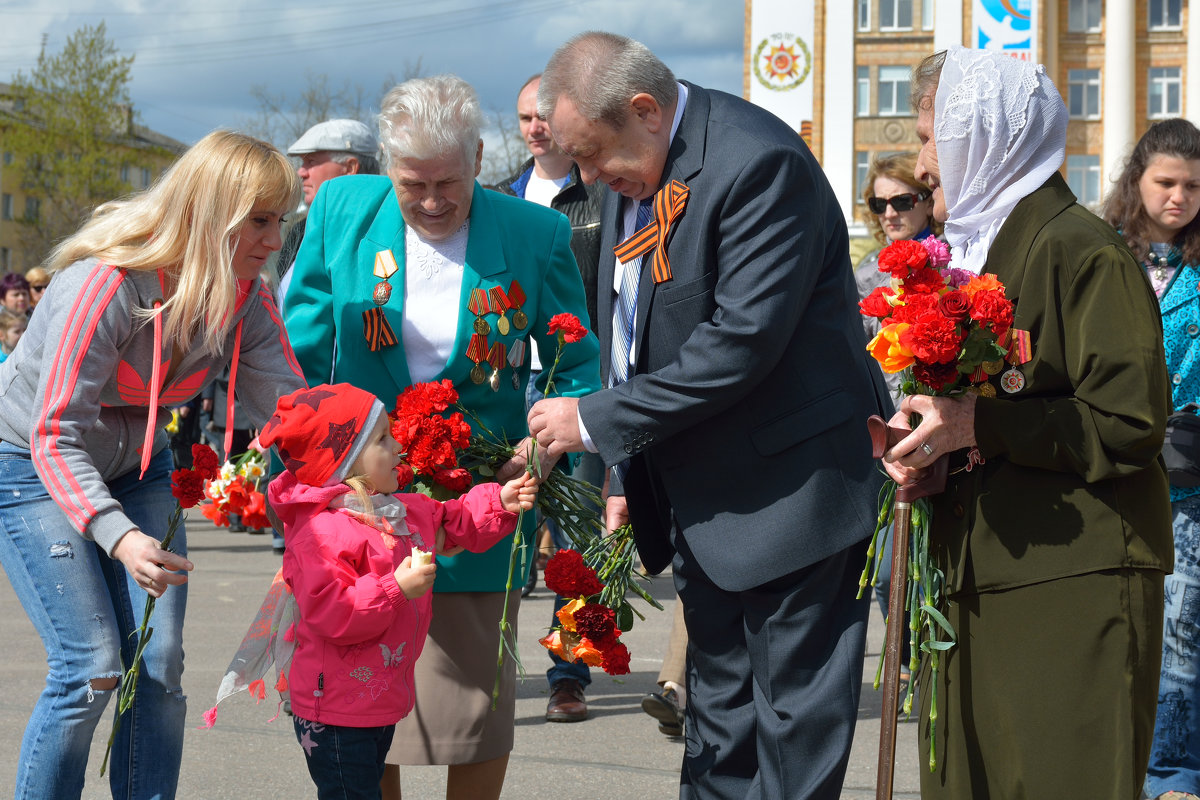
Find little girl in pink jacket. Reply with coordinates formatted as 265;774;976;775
258;383;536;798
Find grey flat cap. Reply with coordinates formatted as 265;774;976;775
287;119;378;157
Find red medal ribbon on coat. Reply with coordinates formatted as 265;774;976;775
612;179;689;284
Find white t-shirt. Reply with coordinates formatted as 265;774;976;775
521;171;569;372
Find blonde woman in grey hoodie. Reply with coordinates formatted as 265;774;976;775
0;130;307;800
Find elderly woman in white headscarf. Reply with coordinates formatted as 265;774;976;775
882;47;1173;796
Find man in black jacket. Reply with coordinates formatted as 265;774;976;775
495;73;605;725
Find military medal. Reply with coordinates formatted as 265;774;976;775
466;333;488;384
486;342;507;392
981;360;1004;375
507;280;528;331
468;288;491;335
489;286;512;336
373;250;399;306
1000;368;1025;394
508;339;526;390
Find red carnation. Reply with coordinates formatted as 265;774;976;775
887;292;940;325
937;290;971;322
600;641;631;675
395;462;415;489
433;467;473;493
573;603;618;640
901;316;963;364
876;239;929;279
901;267;946;295
190;444;220;481
543;549;605;598
912;361;962;393
547;313;588;343
859;285;895;319
969;290;1014;335
170;468;206;508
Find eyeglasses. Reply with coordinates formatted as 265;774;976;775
30;285;47;292
867;191;931;214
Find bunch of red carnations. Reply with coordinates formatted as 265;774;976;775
199;447;271;530
390;379;474;497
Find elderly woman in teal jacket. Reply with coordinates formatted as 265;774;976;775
284;75;600;800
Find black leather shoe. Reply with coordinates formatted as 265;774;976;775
641;687;684;736
546;679;588;722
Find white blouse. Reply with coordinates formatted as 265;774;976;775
401;221;469;383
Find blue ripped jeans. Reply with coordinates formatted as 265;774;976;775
0;442;188;800
1146;494;1200;798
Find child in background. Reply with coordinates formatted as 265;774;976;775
258;383;537;800
0;308;27;362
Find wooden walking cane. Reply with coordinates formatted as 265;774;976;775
867;416;948;800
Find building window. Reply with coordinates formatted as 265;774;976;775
120;164;130;183
1149;0;1182;30
879;0;913;30
1066;155;1102;207
141;167;151;187
1068;0;1102;32
1149;67;1182;118
922;0;933;30
858;0;871;31
857;66;871;116
0;248;8;270
856;152;871;204
1;194;11;221
877;66;912;116
2;152;10;165
1067;69;1101;119
23;197;38;222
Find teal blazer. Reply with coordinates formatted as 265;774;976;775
285;175;601;591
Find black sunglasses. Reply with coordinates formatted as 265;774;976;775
30;284;47;291
867;191;931;214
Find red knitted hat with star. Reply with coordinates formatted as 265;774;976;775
259;383;387;487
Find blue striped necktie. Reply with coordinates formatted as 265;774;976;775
611;198;654;387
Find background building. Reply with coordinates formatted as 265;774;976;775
0;82;184;271
745;0;1198;246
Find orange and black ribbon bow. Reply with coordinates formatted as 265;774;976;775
612;179;689;284
363;307;398;352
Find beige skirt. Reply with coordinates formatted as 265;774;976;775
386;590;520;765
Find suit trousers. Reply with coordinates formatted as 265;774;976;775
673;532;869;800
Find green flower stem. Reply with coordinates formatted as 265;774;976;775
100;501;183;777
491;506;528;711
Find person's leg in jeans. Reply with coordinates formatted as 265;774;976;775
1145;495;1200;799
294;716;395;799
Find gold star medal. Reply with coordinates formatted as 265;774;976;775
373;250;398;306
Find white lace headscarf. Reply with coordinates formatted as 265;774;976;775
935;46;1067;273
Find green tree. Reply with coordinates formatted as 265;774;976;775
5;23;172;267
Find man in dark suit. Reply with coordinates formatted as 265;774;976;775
527;31;889;800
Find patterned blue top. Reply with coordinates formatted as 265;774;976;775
1155;244;1200;500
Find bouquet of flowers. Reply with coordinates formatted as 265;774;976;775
859;235;1018;768
100;443;219;775
199;448;270;530
538;548;632;675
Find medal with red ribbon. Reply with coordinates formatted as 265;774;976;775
507;280;528;330
489;285;512;336
486;341;507;392
466;332;488;384
468;288;492;335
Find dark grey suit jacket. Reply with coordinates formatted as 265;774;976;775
578;82;890;592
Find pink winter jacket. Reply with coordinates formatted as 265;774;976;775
270;471;517;727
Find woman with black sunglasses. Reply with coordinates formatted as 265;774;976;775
24;266;50;313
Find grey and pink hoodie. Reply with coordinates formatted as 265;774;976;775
0;258;306;554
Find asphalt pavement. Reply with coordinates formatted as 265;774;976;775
0;511;919;799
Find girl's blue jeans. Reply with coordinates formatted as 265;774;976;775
1146;494;1200;798
0;441;188;799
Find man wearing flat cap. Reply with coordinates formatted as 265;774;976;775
274;119;381;292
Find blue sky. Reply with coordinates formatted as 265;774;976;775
0;0;745;146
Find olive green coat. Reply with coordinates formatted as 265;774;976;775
933;173;1173;594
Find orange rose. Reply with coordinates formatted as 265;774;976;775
867;323;915;373
539;631;570;660
571;637;606;668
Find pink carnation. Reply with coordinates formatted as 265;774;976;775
920;236;951;269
